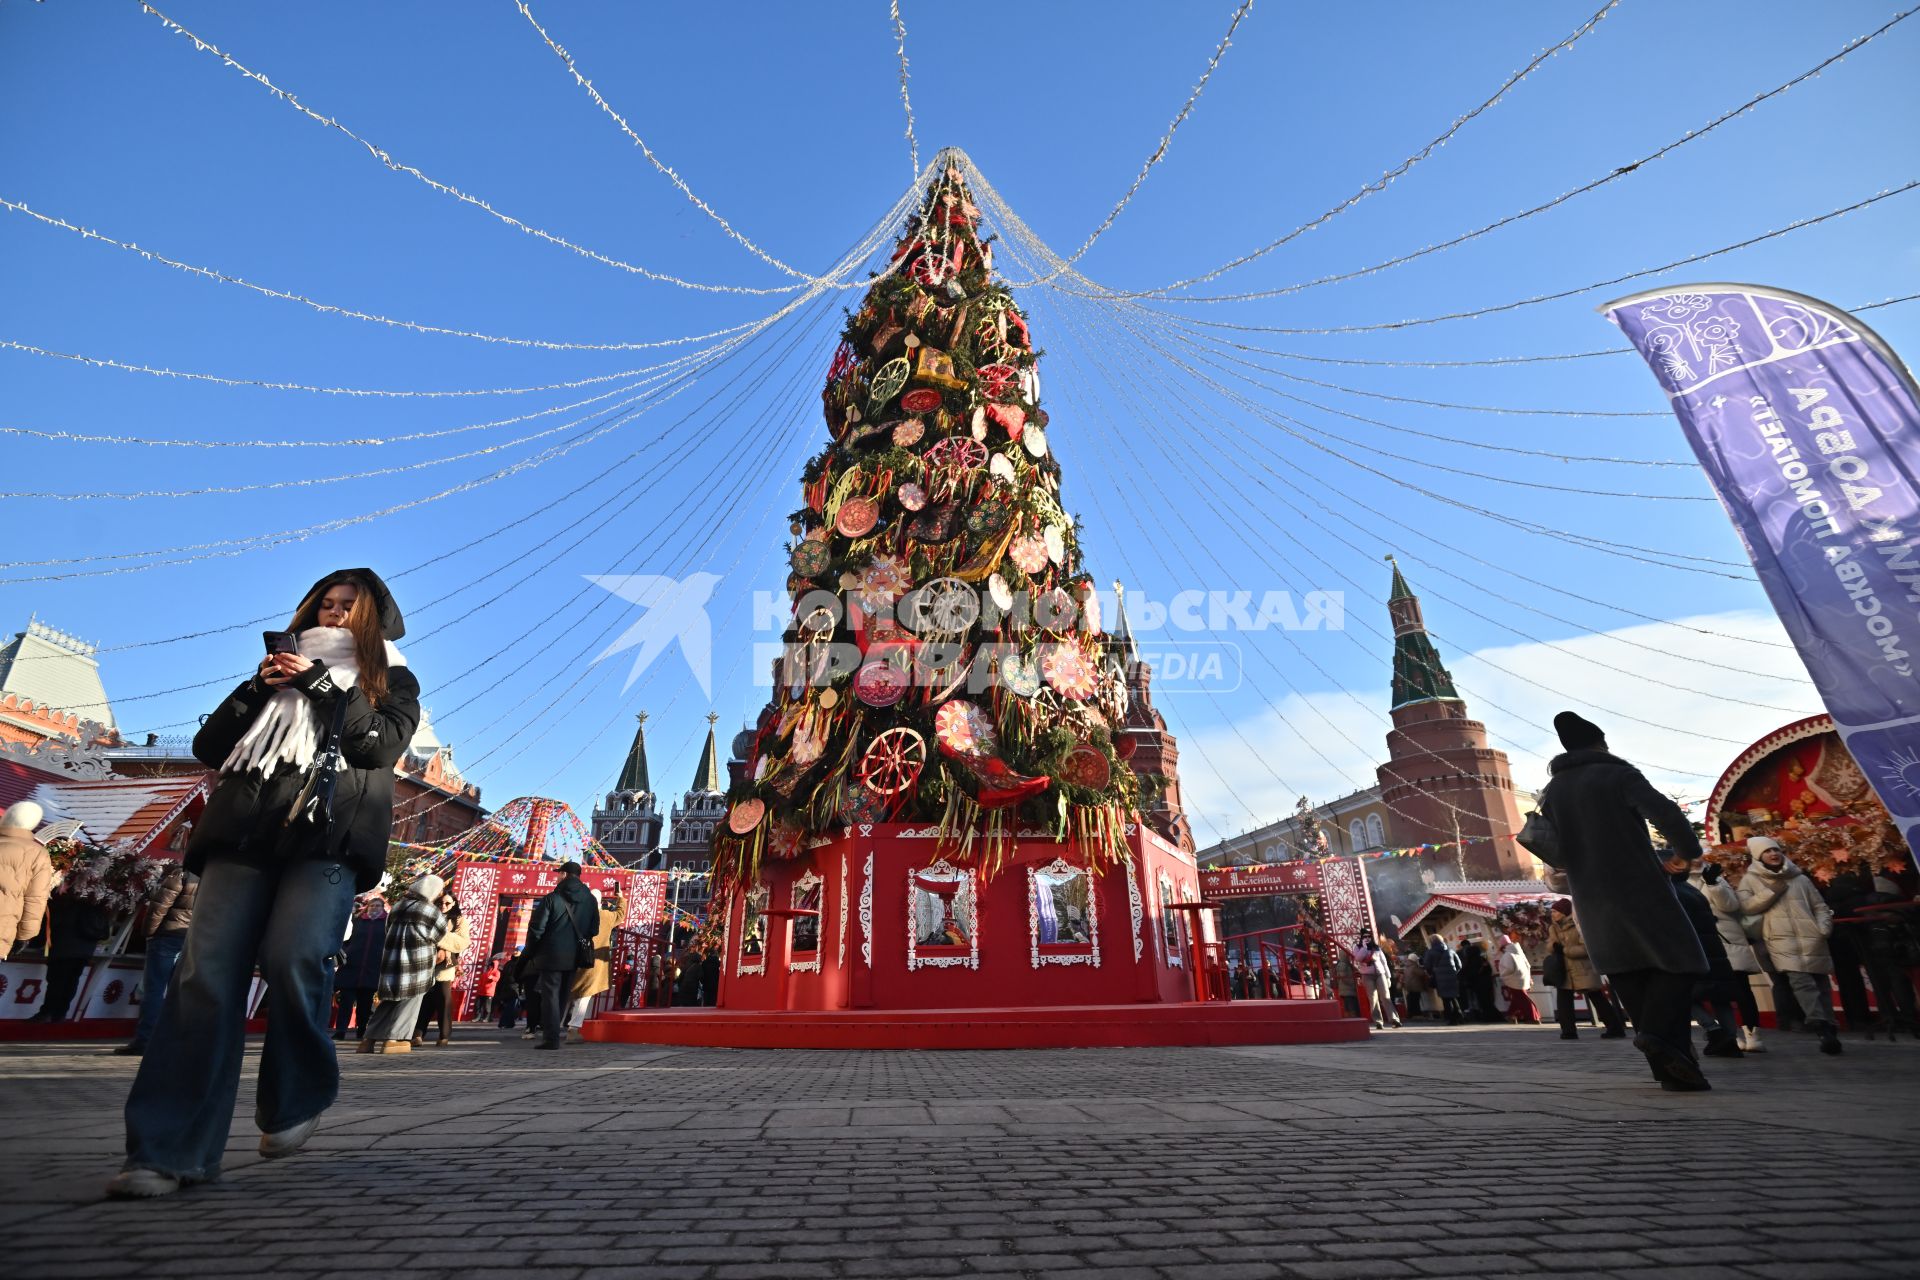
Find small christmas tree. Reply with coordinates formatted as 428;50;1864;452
711;156;1138;894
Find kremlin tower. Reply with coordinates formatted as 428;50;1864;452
1373;559;1532;880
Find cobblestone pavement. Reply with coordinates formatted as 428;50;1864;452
2;1020;1916;1279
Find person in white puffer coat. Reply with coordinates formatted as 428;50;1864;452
1692;857;1766;1053
1736;836;1841;1056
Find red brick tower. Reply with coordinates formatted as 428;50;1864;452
1373;559;1531;879
1108;583;1195;852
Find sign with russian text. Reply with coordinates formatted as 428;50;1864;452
1605;285;1920;847
1200;860;1324;900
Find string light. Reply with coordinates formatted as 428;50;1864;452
890;0;919;179
0;193;771;352
973;164;1748;573
1101;6;1918;302
0;334;703;398
1005;0;1256;286
1034;1;1621;295
138;1;904;295
0;354;714;449
1162;180;1920;334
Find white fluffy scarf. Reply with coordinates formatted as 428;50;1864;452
220;627;406;776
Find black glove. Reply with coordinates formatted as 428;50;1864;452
289;660;338;699
1702;862;1723;884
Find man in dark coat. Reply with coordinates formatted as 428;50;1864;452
1664;852;1743;1059
30;886;114;1022
700;951;721;1007
523;862;600;1050
1539;712;1710;1091
332;896;387;1041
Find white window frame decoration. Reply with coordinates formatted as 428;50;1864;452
736;883;769;977
1158;871;1183;968
1027;858;1100;968
906;859;979;971
788;870;825;974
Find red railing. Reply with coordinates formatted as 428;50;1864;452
1221;925;1327;1000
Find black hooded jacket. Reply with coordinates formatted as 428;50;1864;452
183;569;420;893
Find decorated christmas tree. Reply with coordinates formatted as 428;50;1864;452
711;156;1139;894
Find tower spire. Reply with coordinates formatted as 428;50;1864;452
692;712;722;794
1386;556;1459;709
617;711;652;793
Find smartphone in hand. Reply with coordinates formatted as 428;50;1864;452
263;631;297;655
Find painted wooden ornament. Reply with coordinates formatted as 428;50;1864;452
1023;425;1049;458
892;417;925;447
790;540;832;576
1061;744;1111;790
899;387;944;415
1010;535;1048;574
976;362;1017;399
988;572;1015;613
1044;524;1066;565
989;452;1016;485
858;727;927;797
934;699;998;760
835;496;879;538
1041;643;1097;700
971;405;989;441
998;652;1042;698
727;798;766;835
854;659;910;708
897;480;928;512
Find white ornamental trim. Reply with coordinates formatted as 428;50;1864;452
789;870;824;974
907;858;979;971
1124;855;1145;962
1027;856;1101;969
838;850;849;970
735;884;768;978
859;850;874;967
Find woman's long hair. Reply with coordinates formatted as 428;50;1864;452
287;572;390;706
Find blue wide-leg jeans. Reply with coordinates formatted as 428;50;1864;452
131;931;186;1048
123;857;355;1181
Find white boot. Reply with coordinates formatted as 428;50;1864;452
1741;1026;1766;1053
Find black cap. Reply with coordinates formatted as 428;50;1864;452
1553;711;1604;751
303;568;406;639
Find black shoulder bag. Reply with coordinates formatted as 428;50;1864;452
284;694;350;847
562;902;598;971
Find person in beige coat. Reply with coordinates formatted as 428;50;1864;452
1546;900;1627;1039
569;892;619;1027
0;801;53;956
1693;858;1765;1052
1737;836;1841;1055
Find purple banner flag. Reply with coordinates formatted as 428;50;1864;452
1604;285;1920;849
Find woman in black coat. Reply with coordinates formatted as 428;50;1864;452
111;569;421;1199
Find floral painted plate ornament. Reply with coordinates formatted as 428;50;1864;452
1010;535;1048;574
998;652;1042;698
1114;732;1139;761
987;572;1014;613
934;699;998;760
839;783;892;825
899;387;945;415
854;659;911;707
790;540;832;576
727;798;766;835
1061;744;1111;790
836;496;879;538
1044;524;1066;565
1022;425;1049;458
1041;642;1096;699
989;452;1016;485
897;480;927;512
892;417;925;448
790;719;828;766
867;356;910;416
965;489;1014;536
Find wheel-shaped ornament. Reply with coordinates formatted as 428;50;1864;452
858;727;927;797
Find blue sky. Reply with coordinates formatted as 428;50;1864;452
3;2;1916;846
